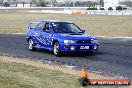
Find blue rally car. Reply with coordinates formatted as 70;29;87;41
26;20;99;56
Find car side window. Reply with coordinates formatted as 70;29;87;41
34;22;45;32
43;23;52;33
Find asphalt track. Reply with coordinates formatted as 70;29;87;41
0;34;132;79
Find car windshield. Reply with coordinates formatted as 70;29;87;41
52;22;83;33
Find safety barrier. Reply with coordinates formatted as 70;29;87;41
0;7;132;16
72;11;87;14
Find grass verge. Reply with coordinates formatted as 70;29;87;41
0;56;131;88
0;12;132;37
0;60;81;88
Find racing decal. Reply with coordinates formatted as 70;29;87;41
33;36;47;45
33;36;52;46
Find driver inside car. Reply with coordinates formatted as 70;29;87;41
44;23;49;31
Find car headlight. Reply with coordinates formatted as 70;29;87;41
91;39;98;44
64;40;75;44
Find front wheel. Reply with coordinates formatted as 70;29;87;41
53;42;62;56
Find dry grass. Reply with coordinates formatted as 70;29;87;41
0;57;81;88
0;12;132;36
0;56;131;88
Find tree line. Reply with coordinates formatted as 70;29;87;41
0;0;57;7
0;0;132;7
0;0;100;7
120;0;132;7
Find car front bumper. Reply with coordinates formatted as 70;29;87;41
60;43;99;52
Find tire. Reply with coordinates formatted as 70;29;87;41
53;42;62;56
28;38;36;51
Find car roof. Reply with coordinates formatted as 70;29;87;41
42;20;73;23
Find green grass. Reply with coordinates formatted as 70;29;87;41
0;60;81;88
0;12;132;36
0;60;124;88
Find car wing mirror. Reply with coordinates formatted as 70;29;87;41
29;27;33;29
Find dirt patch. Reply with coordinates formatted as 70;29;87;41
0;55;115;79
0;55;132;88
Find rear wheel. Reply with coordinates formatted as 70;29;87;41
53;42;62;56
28;39;36;51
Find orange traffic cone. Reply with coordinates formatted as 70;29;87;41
81;67;89;78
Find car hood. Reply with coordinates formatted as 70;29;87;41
55;33;96;40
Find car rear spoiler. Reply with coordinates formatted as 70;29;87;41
28;22;39;29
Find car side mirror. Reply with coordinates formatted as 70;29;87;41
29;27;33;29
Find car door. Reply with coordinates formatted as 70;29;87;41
40;22;53;49
33;21;47;47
